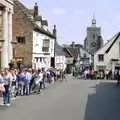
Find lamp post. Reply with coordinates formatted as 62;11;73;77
0;39;5;68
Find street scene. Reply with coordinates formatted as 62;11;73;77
0;0;120;120
0;77;119;120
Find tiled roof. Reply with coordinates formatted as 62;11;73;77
55;43;66;56
34;15;42;21
65;46;80;59
13;0;55;39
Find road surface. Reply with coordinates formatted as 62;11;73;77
0;77;119;120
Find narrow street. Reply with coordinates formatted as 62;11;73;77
0;77;119;120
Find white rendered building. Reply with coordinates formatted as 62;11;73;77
94;32;120;72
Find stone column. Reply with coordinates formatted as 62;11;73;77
8;11;13;62
1;8;9;68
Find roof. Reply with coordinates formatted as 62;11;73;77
63;48;72;57
55;43;66;56
13;0;55;39
95;32;120;54
34;15;42;21
41;20;48;26
65;46;80;59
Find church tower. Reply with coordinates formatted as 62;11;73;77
84;16;103;57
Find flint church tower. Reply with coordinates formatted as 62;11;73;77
84;17;103;57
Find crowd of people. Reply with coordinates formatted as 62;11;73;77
0;67;65;106
84;68;120;83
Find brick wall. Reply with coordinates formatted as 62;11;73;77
12;2;33;67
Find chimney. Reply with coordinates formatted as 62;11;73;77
34;3;38;17
53;25;57;38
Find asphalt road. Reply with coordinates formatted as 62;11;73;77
0;77;119;120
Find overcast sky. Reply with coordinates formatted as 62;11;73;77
21;0;120;45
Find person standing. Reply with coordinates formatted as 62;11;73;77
17;70;25;96
10;69;17;99
42;68;47;89
37;69;43;94
24;69;32;95
2;69;12;106
0;70;5;105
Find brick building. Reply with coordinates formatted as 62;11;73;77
13;0;56;68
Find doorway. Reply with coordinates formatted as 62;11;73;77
115;66;120;70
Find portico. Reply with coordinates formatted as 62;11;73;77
0;0;13;68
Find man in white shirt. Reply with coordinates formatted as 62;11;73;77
24;69;32;95
37;69;43;94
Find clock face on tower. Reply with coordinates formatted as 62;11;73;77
91;42;96;47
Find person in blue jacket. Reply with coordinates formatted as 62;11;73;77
17;71;25;96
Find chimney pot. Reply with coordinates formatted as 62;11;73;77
34;2;38;17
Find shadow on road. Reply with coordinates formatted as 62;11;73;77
84;81;120;120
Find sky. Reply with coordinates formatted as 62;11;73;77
21;0;120;45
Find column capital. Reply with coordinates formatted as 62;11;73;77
3;7;13;14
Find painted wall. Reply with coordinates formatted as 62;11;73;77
94;36;120;71
55;55;66;70
32;31;55;69
33;31;54;56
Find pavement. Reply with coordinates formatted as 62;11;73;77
0;77;119;120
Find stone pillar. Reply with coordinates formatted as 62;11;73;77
1;8;9;68
8;11;13;62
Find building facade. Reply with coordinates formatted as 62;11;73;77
55;43;66;71
79;46;92;70
0;0;13;68
94;32;120;72
84;17;103;63
64;43;92;73
32;30;55;70
13;0;56;69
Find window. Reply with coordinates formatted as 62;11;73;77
98;54;104;61
42;39;50;52
40;57;42;62
16;37;26;44
35;57;39;62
